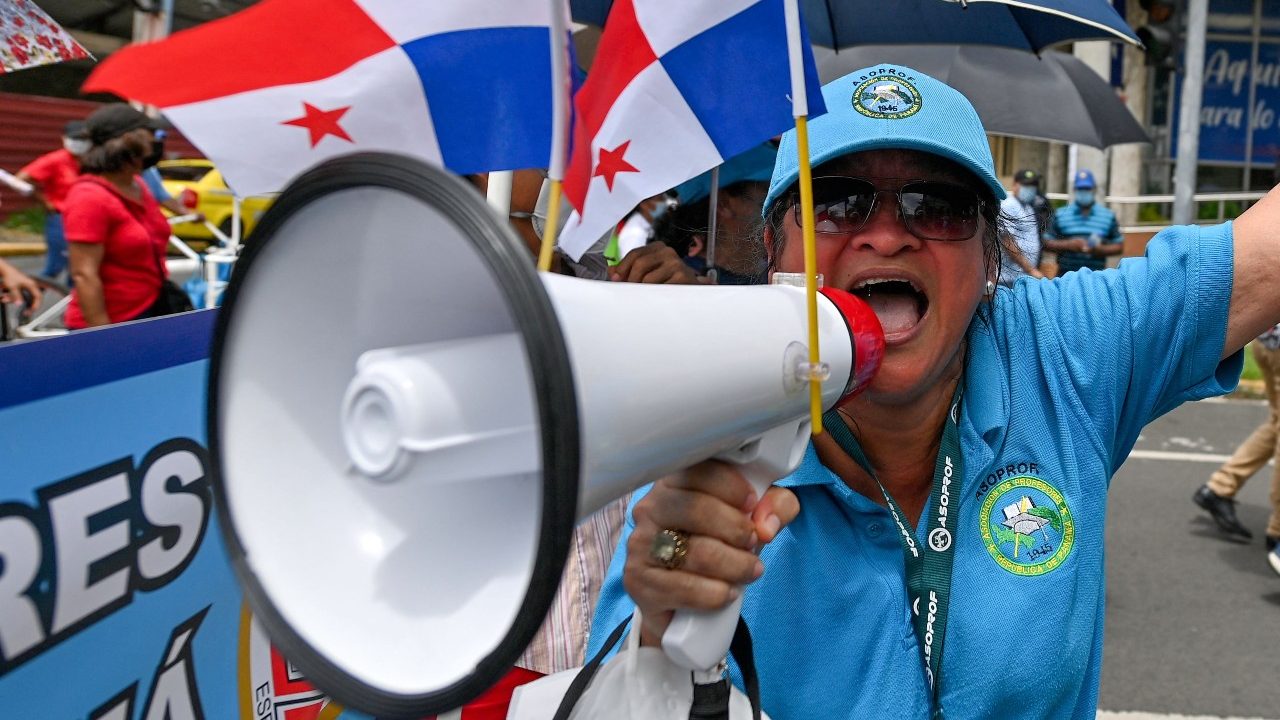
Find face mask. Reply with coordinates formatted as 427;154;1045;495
1075;190;1095;207
63;138;91;156
649;197;676;222
142;138;165;169
1016;186;1038;204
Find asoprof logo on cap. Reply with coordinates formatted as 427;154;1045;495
979;475;1075;576
852;68;922;120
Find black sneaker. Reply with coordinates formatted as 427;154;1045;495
1193;485;1253;540
1267;536;1279;552
1270;544;1280;577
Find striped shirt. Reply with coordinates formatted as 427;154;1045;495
516;495;629;674
1046;202;1122;273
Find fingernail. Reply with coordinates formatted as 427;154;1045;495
743;491;759;512
746;531;759;550
753;559;765;579
763;514;781;538
728;587;741;601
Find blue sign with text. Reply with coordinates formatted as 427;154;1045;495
0;314;367;720
1172;39;1280;165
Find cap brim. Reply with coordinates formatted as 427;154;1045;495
767;133;1006;212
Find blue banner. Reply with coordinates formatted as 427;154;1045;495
0;313;352;720
1171;38;1280;165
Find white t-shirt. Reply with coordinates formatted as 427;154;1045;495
998;194;1042;286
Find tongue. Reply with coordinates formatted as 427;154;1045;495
866;293;921;335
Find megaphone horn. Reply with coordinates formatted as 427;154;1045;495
208;153;882;718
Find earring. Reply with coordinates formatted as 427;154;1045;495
985;280;996;297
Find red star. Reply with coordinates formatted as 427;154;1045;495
282;102;354;148
593;141;639;191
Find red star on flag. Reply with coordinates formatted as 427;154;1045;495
282;102;354;148
593;140;639;191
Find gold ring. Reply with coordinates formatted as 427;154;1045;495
650;529;690;570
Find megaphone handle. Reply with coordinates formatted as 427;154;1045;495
660;462;775;673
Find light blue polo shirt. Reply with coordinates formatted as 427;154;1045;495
588;222;1242;719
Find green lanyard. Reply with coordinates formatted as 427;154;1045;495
822;388;963;720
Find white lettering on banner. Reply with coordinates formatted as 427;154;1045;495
49;472;132;635
0;517;45;661
89;686;136;720
87;608;208;720
0;439;210;674
141;609;207;720
137;449;210;586
1198;48;1280;133
1200;105;1244;129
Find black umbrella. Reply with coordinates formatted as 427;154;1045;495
816;44;1150;149
570;0;1139;53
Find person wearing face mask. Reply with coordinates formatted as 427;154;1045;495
15;120;92;282
62;104;190;329
996;168;1046;286
654;142;776;285
1043;169;1123;277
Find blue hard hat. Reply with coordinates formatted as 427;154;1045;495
675;143;777;206
765;63;1004;215
1073;169;1097;189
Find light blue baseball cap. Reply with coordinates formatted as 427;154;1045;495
675;143;778;206
764;64;1005;215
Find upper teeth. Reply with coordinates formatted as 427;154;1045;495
854;277;920;292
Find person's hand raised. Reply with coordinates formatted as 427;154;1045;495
0;263;41;316
610;243;699;284
622;461;800;647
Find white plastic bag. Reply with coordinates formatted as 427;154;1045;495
507;611;767;720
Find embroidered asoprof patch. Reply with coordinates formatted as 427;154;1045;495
979;476;1075;576
852;70;922;120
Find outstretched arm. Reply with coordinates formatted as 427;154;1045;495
1222;188;1280;357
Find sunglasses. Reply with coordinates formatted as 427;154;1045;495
793;176;986;242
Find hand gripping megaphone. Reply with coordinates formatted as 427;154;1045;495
208;154;883;718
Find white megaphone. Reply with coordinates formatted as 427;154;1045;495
208;154;883;719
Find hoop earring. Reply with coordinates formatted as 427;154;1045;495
985;280;996;297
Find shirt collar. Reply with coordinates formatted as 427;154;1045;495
779;315;1008;487
78;174;146;209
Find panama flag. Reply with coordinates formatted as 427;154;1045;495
84;0;560;196
558;0;825;260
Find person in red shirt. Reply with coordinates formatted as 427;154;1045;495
17;120;90;280
63;105;173;329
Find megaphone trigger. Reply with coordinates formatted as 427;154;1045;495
661;420;812;673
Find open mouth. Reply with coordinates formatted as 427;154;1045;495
852;278;929;337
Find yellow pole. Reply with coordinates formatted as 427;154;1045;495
795;116;823;435
537;179;564;272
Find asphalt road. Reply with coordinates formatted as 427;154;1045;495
1101;397;1279;719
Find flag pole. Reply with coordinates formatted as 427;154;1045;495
783;0;823;435
705;166;720;283
539;0;571;272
